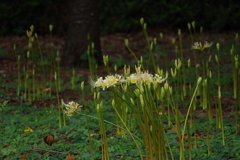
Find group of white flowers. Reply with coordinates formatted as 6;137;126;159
90;67;168;90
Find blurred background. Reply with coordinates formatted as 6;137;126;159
0;0;239;36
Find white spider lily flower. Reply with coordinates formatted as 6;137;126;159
90;74;122;90
192;41;213;51
62;100;82;117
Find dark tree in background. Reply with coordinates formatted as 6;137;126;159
62;0;102;67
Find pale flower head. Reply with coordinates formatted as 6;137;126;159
126;73;138;84
192;41;212;51
90;74;122;90
62;101;82;117
127;71;153;84
153;73;168;84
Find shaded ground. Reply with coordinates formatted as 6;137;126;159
0;28;239;114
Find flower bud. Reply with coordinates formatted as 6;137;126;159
154;38;157;45
178;29;181;36
124;39;129;47
140;18;144;25
215;55;218;63
192;21;195;29
30;25;34;32
218;86;221;99
150;42;153;52
159;33;163;39
216;43;220;51
27;51;30;58
103;55;108;66
81;81;84;91
235;55;238;69
49;24;53;32
140;94;144;106
197;77;202;84
172;38;175;45
188;59;191;68
187;23;191;30
112;99;115;107
130;98;135;105
134;89;140;97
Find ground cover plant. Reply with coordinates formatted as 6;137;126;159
1;20;240;159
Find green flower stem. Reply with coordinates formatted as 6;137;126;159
182;77;202;143
55;73;62;128
35;34;46;97
97;102;110;160
17;55;21;97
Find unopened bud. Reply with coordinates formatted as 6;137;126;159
178;29;181;36
30;25;34;32
54;71;57;80
161;87;165;99
172;38;176;45
140;94;144;106
134;89;140;97
197;77;202;84
112;99;115;107
218;86;221;99
215;55;218;63
216;43;220;51
150;42;153;52
187;23;191;30
27;51;30;58
49;24;53;32
103;55;108;66
140;18;144;25
164;81;169;90
188;59;191;68
171;68;177;78
192;21;195;29
124;39;129;47
130;98;135;105
143;23;147;30
235;55;238;69
81;81;84;91
208;55;212;62
159;33;163;39
154;38;157;45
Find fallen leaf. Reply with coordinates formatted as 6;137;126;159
66;154;75;160
44;135;54;146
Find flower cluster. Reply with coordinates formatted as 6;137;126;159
62;101;82;116
90;74;122;90
90;67;167;90
191;41;212;51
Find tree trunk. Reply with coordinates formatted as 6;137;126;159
62;0;102;67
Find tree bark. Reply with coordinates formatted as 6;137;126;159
62;0;102;67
